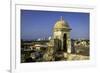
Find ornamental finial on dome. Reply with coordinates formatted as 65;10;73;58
60;16;63;21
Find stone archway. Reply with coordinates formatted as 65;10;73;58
63;33;67;51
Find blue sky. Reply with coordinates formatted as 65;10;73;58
21;10;89;40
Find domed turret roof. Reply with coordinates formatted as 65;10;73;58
54;16;70;29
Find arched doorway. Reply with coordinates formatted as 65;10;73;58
63;33;67;51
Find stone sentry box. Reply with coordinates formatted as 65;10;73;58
53;16;72;54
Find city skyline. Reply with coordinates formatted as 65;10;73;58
21;10;89;40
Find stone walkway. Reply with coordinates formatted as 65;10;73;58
67;54;89;61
